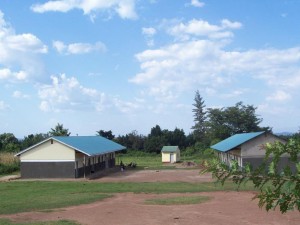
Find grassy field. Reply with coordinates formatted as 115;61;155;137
144;195;212;205
0;180;256;215
116;152;205;169
0;219;79;225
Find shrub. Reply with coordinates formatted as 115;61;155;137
0;152;20;175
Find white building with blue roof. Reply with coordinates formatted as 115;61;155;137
211;131;286;168
15;136;126;178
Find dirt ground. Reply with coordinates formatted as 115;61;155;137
1;169;300;225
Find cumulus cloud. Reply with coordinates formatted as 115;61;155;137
38;74;140;113
12;91;30;99
142;27;156;47
190;0;205;8
0;10;47;82
31;0;138;20
131;19;300;104
0;100;9;110
266;90;291;102
142;27;156;36
167;19;242;40
53;40;106;54
0;68;28;82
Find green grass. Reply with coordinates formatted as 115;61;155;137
0;219;80;225
117;155;164;169
0;180;256;215
145;195;211;205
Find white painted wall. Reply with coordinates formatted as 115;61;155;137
161;149;180;163
20;139;75;161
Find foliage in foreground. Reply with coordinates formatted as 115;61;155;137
203;138;300;213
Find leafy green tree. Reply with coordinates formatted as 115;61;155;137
48;123;71;136
203;138;300;213
0;133;20;152
144;125;166;153
166;128;186;148
21;133;48;149
191;90;207;142
206;102;270;141
116;130;145;151
96;130;115;140
144;136;164;153
150;125;163;137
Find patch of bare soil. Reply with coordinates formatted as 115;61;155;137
1;170;299;225
93;169;213;183
3;192;299;225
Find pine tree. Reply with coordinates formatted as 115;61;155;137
191;90;207;142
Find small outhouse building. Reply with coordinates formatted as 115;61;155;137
161;146;180;163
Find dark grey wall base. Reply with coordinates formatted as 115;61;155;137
21;162;75;179
243;157;299;173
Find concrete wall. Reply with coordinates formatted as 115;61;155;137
20;139;75;161
243;156;299;173
241;133;285;157
21;161;75;178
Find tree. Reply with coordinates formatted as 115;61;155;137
203;138;300;213
191;90;207;142
96;130;115;140
144;125;164;153
150;125;163;137
0;133;20;152
48;123;71;136
21;133;48;149
206;102;270;141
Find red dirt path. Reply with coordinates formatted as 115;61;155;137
1;169;300;225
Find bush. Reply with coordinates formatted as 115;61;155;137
0;153;20;175
0;163;19;175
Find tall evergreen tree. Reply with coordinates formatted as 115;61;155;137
191;90;207;142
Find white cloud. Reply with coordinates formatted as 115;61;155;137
0;100;9;110
0;68;28;82
167;19;242;41
12;91;30;99
53;40;106;54
0;10;47;82
38;74;141;113
31;0;138;20
266;90;291;102
190;0;205;8
131;24;300;104
142;27;156;36
142;27;156;47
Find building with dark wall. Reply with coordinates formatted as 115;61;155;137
15;136;126;178
210;131;288;169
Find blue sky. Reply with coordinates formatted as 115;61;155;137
0;0;300;138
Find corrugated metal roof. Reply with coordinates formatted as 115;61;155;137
161;146;179;152
53;136;126;156
15;136;126;157
210;131;265;152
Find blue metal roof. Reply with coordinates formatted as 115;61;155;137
210;131;265;152
53;136;125;156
